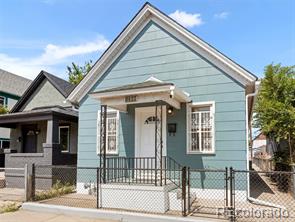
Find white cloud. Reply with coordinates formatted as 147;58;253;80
214;12;229;19
169;10;203;28
0;36;110;80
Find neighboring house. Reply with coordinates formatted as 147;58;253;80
0;68;31;167
252;132;267;156
0;70;78;188
67;3;258;211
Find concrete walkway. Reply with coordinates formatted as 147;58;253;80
0;209;118;222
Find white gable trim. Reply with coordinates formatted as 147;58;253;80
68;3;256;104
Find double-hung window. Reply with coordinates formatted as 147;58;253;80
97;110;119;155
187;101;215;154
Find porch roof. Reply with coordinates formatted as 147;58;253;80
0;106;78;127
90;78;191;111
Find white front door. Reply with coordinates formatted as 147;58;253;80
135;106;166;158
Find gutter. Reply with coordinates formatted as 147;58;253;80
245;81;286;209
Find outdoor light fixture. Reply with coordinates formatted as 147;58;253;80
167;106;174;116
35;130;40;135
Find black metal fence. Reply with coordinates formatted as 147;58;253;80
32;163;185;215
232;169;295;222
30;163;295;221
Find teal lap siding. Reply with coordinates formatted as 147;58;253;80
77;21;247;174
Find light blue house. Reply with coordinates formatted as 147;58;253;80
68;2;258;212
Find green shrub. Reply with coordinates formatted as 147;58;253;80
34;180;75;201
0;202;21;214
0;105;9;114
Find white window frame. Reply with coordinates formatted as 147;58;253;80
186;101;215;154
97;109;120;155
59;126;70;153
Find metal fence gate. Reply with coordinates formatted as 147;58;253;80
185;167;295;222
185;167;231;220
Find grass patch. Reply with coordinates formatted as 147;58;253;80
34;180;75;201
0;202;21;214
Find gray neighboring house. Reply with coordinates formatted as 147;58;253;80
0;70;78;188
0;68;31;167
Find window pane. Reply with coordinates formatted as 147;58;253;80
0;97;4;106
60;127;69;152
106;112;118;153
192;106;210;112
2;141;10;148
191;112;199;131
191;132;199;151
201;132;212;152
107;136;117;152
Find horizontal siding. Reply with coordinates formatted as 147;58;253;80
78;21;247;170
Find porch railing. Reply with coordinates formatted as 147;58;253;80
104;156;182;186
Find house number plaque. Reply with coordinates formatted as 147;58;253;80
125;95;137;103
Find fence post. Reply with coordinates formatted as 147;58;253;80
96;168;100;208
291;164;295;199
24;164;29;201
187;167;190;214
225;167;228;210
182;166;187;217
31;163;35;201
229;167;235;222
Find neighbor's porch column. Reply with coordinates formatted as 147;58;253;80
46;117;59;144
43;117;59;165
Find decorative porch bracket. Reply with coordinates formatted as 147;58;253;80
155;101;164;186
100;105;107;183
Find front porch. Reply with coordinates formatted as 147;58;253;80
90;78;191;186
0;106;78;188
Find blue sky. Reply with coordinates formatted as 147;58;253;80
0;0;294;80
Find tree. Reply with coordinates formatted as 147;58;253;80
254;64;295;164
67;60;93;85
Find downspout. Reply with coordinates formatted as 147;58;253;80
245;82;285;209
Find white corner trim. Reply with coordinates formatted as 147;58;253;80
186;101;215;155
68;3;256;104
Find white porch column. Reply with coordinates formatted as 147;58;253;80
46;118;59;144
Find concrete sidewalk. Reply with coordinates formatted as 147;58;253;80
0;210;118;222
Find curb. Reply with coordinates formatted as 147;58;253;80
22;202;223;222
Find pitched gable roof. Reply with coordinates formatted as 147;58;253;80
68;2;257;104
11;70;75;112
0;68;31;97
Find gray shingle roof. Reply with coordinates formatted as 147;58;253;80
0;68;31;97
42;71;75;97
11;70;75;112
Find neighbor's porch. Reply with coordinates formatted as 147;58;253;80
0;107;78;188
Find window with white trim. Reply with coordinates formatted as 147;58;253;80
59;126;70;152
187;102;215;153
97;110;119;155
